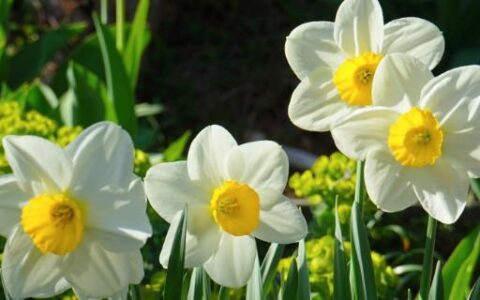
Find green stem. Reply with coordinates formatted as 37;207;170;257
129;285;142;300
116;0;125;52
100;0;108;24
470;179;480;200
354;160;366;212
419;215;438;300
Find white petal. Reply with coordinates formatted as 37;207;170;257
285;21;346;79
382;17;445;70
373;53;433;111
145;161;210;222
66;122;134;191
203;234;256;288
253;194;307;243
226;141;289;192
187;125;238;187
443;128;480;177
160;209;220;268
2;226;70;299
420;66;480;131
288;67;353;132
364;150;417;212
334;0;384;56
0;175;27;237
412;160;469;224
65;237;144;298
81;177;152;252
331;107;399;160
3;135;72;195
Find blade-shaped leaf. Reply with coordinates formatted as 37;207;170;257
429;261;444;300
260;243;285;295
350;202;377;300
246;254;263;300
92;13;137;137
218;286;229;300
282;259;298;300
124;0;151;90
164;208;188;300
334;200;351;300
468;277;480;300
442;225;480;300
297;239;310;300
187;267;210;300
163;131;192;162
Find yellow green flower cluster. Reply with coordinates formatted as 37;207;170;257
0;101;152;176
278;236;398;299
289;152;356;207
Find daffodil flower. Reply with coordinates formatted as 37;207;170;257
285;0;445;132
0;122;152;298
331;54;480;224
145;125;307;287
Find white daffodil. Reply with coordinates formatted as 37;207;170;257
285;0;445;132
145;125;307;287
331;53;480;224
0;122;152;299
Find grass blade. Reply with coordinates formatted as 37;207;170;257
124;0;150;90
92;13;137;137
260;243;285;295
246;254;263;300
350;201;377;300
218;286;229;300
297;239;310;300
164;208;188;300
334;200;351;300
187;268;204;300
428;261;444;300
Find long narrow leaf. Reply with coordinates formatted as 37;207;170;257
124;0;151;90
297;239;310;300
282;260;298;300
92;13;137;137
246;254;263;300
260;243;285;295
164;208;188;300
442;225;480;299
334;200;351;300
187;268;205;300
468;277;480;300
428;261;444;300
218;286;229;300
350;202;377;300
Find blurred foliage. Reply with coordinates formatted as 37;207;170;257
277;236;398;299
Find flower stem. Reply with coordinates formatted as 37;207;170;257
100;0;108;24
419;215;438;299
116;0;125;52
354;160;366;213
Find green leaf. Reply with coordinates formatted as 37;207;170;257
135;102;163;117
7;24;85;88
60;62;110;126
92;14;137;137
407;289;413;300
218;286;229;300
296;240;310;300
350;202;377;300
334;200;351;300
163;131;192;162
282;259;298;300
164;208;188;300
187;267;210;300
123;0;151;90
468;277;480;300
246;254;263;300
260;243;285;295
429;261;444;300
442;225;480;300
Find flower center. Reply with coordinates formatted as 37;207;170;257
210;180;260;236
21;193;85;255
333;52;383;106
388;107;444;168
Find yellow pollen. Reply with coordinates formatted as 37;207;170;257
21;193;85;255
210;180;260;236
333;52;383;106
388;107;444;168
